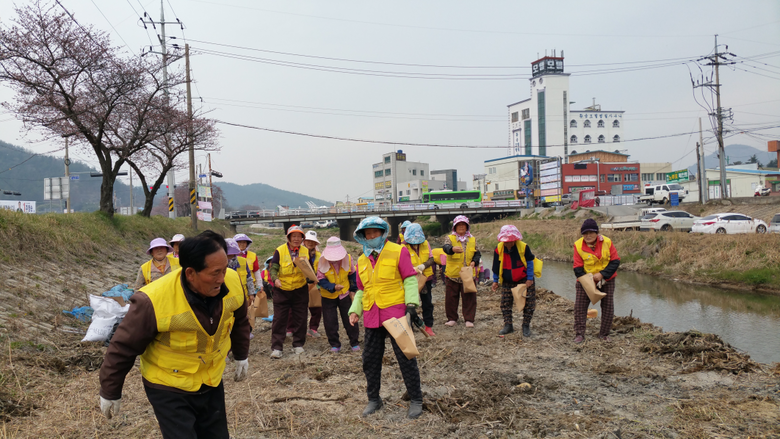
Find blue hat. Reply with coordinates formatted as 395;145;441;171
403;223;426;245
401;220;412;229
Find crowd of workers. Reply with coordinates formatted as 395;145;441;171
98;216;619;438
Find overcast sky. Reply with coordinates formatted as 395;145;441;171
1;0;779;203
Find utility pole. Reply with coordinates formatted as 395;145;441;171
713;35;727;199
186;44;197;230
64;136;71;214
698;118;708;203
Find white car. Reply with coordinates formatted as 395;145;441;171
640;210;699;232
769;213;780;234
691;213;768;234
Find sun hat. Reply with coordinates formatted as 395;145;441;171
233;233;253;245
264;256;273;269
581;218;599;234
497;225;523;242
403;223;426;245
286;224;305;238
452;215;470;232
225;238;241;256
169;234;185;245
400;220;412;230
147;237;173;255
354;217;389;257
321;236;348;261
304;230;320;245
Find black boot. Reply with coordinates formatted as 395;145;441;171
499;324;514;335
522;324;531;337
362;399;383;417
408;400;423;419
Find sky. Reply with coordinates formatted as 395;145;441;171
1;0;779;204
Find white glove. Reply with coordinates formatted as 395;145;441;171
416;264;426;274
234;359;248;382
99;396;121;419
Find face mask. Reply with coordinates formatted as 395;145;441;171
365;236;383;249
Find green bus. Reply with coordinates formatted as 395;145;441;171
422;190;482;208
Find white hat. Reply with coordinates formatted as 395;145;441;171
169;234;185;245
304;230;320;244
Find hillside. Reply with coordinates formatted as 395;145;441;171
217;181;331;210
685;143;776;175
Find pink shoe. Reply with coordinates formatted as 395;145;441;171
444;320;456;327
465;321;474;328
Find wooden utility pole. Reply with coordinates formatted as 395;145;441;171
186;44;197;230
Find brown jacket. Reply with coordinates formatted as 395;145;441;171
99;271;250;400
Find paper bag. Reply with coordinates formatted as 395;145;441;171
294;257;318;282
382;317;419;360
254;291;269;318
308;283;322;307
578;273;606;305
587;308;598;319
511;284;527;312
460;266;477;293
416;273;428;293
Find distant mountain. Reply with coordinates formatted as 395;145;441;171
686;143;775;175
215;182;331;211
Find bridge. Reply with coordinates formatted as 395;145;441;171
228;202;529;242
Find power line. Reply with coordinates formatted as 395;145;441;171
88;0;133;53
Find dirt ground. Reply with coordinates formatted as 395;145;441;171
1;271;778;438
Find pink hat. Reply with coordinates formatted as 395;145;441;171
452;215;470;232
497;225;523;242
147;238;173;255
321;237;347;261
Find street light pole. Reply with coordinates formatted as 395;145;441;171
64;136;71;214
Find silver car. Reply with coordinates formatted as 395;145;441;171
640;210;699;232
769;214;780;234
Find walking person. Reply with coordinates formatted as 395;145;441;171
288;231;323;338
317;237;360;352
99;230;250;439
348;217;423;419
169;234;185;258
402;223;436;337
226;238;256;336
442;215;481;328
397;220;411;244
234;233;260;290
491;225;536;337
134;238;180;291
268;225;314;358
573;219;620;343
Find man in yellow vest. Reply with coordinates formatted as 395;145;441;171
98;230;250;439
573;219;620;343
134;238;180;291
490;225;536;337
348;217;423;419
442;215;481;328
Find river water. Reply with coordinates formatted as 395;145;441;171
480;256;780;364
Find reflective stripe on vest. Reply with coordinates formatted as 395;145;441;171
139;268;244;392
358;243;404;311
276;244;309;290
405;241;433;277
575;236;613;274
445;235;476;278
322;254;352;300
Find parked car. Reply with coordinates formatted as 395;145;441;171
640;210;699;232
561;193;573;205
769;213;780;233
691;213;768;234
755;187;770;196
314;220;329;228
638;183;688;205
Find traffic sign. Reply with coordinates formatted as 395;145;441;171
199;174;207;178
70;175;79;180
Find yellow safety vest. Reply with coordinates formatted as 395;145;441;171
276;244;310;290
405;241;433;277
322;254;352;300
496;242;543;284
432;248;446;265
142;255;181;286
358;243;404;311
399;233;405;243
232;256;249;298
445;235;476;278
139;268;244;392
244;250;258;283
575;236;614;274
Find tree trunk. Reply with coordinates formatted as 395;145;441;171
98;159;117;217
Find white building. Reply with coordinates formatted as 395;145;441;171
430;169;468;192
507;52;625;161
372;150;430;203
640;162;673;187
704;165;780;198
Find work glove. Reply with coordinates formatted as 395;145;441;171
99;396;121;419
234;359;248;382
406;305;424;330
415;264;426;274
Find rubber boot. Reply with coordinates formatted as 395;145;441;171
361;399;383;417
408;400;423;419
499;324;514;335
522;324;531;337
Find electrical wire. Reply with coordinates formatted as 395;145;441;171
88;0;133;54
0;147;68;176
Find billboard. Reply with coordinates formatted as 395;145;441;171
666;169;689;183
0;200;36;213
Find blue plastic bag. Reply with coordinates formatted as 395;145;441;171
102;284;135;302
62;306;94;322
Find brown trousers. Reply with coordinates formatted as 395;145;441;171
445;278;477;323
271;284;309;351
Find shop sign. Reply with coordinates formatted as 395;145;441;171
610;166;637;171
666;169;689;183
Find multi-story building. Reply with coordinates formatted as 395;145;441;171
483;154;557;203
562;159;641;195
640;162;674;186
430;169;468;191
371;150;430;203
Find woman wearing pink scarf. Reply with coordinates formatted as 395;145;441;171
442;215;481;327
316;237;360;352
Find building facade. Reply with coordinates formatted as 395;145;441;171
372;150;430;204
562;161;641;195
640;162;674;187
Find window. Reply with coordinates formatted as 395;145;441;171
613;120;620;128
399;191;403;197
584;120;591;128
384;156;390;164
521;109;530;119
613;135;620;142
626;173;639;181
584;135;591;144
608;174;622;182
385;169;391;176
406;190;411;195
656;173;666;180
600;175;605;183
495;184;499;190
511;112;519;122
374;170;382;178
421;170;425;176
570;120;577;128
412;169;417;176
570;135;578;144
598;135;605;143
597;120;605;128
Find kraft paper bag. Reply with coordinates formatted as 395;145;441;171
254;291;269;318
511;284;527;312
460;266;477;293
294;257;318;282
578;273;606;305
382;317;419;360
416;273;428;293
308;283;322;308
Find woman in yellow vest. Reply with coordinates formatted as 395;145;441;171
169;234;185;258
573;219;620;343
490;225;537;337
134;238;180;291
268;225;314;359
442;215;481;328
226;238;256;336
348;216;422;419
234;233;260;287
287;231;323;338
396;220;411;244
402;223;437;337
317;237;360;352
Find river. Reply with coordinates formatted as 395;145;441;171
480;256;780;364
